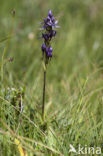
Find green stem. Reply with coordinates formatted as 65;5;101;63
42;70;46;120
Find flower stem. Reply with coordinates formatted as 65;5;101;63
42;70;46;120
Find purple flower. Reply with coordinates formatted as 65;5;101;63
41;44;53;58
41;43;46;52
46;46;53;57
49;30;56;37
48;10;53;18
42;10;58;29
42;33;49;41
42;30;56;41
41;10;58;59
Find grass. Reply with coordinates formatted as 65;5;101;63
0;0;103;155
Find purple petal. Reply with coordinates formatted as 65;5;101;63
55;20;58;24
41;43;46;52
48;10;53;17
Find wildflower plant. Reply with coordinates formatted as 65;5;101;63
41;10;59;119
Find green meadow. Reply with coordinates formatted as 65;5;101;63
0;0;103;155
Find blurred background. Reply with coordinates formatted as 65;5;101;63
0;0;103;85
